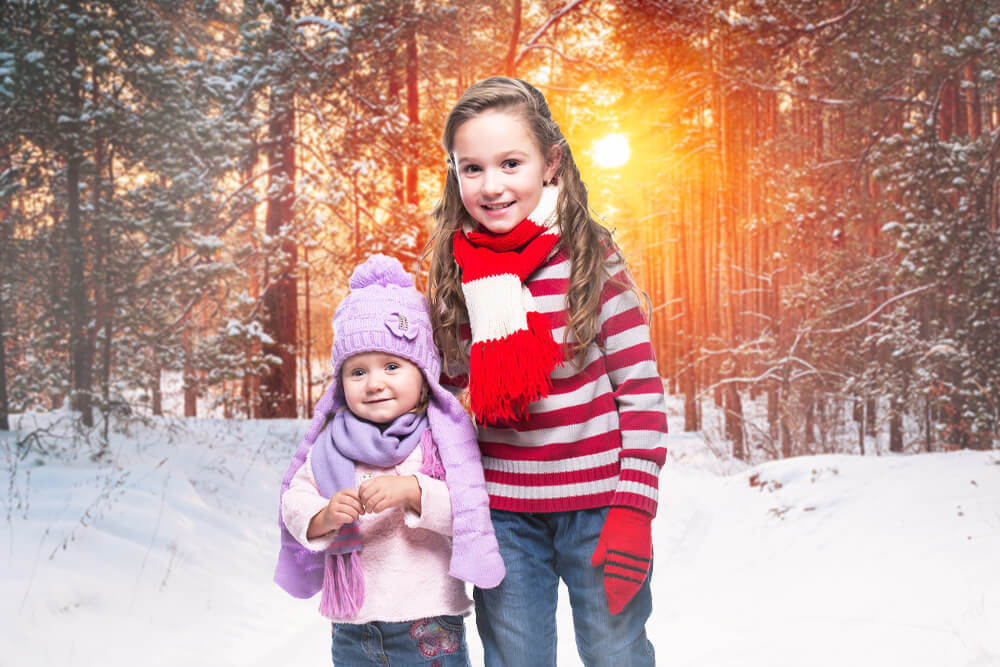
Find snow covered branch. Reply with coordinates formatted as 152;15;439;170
514;0;591;69
810;284;937;335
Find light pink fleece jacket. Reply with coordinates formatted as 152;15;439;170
281;445;472;624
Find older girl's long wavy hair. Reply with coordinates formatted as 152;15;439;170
425;76;629;373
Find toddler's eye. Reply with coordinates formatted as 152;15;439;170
349;368;366;378
502;159;520;169
385;363;400;372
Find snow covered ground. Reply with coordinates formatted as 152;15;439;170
2;402;998;667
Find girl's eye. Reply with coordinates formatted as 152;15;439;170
385;363;400;372
462;164;481;175
349;368;366;378
502;159;520;169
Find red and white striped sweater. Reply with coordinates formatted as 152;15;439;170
445;247;668;516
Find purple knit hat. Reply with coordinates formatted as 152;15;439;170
330;254;439;405
275;254;505;603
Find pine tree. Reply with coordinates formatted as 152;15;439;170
2;0;253;432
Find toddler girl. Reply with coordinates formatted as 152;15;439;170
275;254;504;665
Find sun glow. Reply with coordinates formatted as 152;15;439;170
592;133;630;169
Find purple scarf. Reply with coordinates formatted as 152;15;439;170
275;381;505;610
311;410;428;617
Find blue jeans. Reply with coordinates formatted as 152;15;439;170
474;508;655;667
331;615;471;666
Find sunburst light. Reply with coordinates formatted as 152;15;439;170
592;133;630;169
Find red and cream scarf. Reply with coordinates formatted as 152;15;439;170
452;185;563;424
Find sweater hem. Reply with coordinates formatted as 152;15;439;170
488;491;615;513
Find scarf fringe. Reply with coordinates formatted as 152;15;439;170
468;311;562;423
318;551;365;619
418;430;446;480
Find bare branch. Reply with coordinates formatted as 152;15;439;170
514;0;592;69
810;283;936;335
517;43;606;70
798;4;862;34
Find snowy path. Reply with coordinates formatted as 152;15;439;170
2;412;998;666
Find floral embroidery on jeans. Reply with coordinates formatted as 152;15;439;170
409;618;461;658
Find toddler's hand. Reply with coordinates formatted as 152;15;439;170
326;488;363;526
307;488;362;538
359;475;421;515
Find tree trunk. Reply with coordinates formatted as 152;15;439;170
865;397;877;437
817;397;828;452
259;0;299;418
766;384;778;439
683;356;698;431
504;0;522;77
725;383;744;460
242;123;259;419
99;251;112;445
948;367;966;449
780;412;792;459
151;365;163;417
304;244;313;417
858;402;865;455
183;325;197;418
387;44;404;205
0;298;7;431
889;399;903;453
405;14;423;270
676;199;699;431
804;388;816;447
780;367;792;458
65;3;93;427
924;397;933;453
0;170;9;431
93;73;112;452
939;77;957;141
963;62;982;140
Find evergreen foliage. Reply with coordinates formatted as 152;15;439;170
1;0;996;454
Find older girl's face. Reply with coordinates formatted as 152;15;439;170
451;110;560;235
341;352;424;424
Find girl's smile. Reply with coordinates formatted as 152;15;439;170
451;110;560;235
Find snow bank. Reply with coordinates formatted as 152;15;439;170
2;409;997;666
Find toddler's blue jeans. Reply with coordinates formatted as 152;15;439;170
331;615;471;666
474;507;655;667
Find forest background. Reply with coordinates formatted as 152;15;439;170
2;0;999;461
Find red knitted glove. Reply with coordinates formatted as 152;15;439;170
590;507;652;615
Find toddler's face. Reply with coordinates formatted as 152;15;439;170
341;352;425;424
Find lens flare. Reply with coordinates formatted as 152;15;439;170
592;133;630;169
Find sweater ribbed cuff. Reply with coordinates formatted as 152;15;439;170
613;452;664;517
